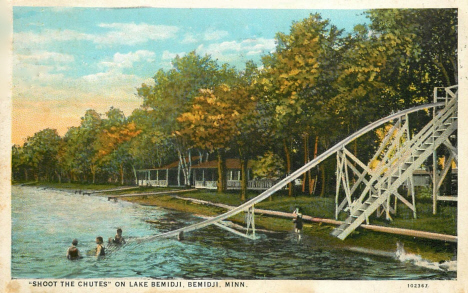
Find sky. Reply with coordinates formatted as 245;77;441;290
12;7;369;145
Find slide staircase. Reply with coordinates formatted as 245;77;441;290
331;94;457;239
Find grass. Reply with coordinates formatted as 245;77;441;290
370;200;457;235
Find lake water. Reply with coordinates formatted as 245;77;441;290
11;186;456;280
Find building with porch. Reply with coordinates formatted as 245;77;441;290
136;156;201;187
137;158;281;191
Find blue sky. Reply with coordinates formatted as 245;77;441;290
12;7;369;144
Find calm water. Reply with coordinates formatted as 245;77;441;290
11;186;456;280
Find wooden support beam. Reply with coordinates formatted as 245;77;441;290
343;156;353;205
214;222;256;240
92;186;141;193
369;119;402;165
110;189;197;198
335;152;342;219
436;154;455;191
443;140;458;163
437;196;458;201
405;114;417;219
360;224;457;243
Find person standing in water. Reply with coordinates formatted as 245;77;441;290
109;228;126;244
292;208;303;242
95;236;105;257
66;239;81;260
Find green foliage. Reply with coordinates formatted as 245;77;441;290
21;128;61;182
12;9;457;195
416;186;433;200
138;51;236;133
250;151;285;179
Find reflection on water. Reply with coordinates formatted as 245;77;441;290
11;186;456;280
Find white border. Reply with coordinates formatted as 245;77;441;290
2;1;466;292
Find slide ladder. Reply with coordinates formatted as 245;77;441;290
331;95;457;239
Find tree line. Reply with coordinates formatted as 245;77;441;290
12;10;457;200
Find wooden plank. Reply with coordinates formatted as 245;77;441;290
213;222;256;240
437;196;458;201
88;186;142;193
360;224;457;242
109;189;197;198
442;140;458;163
436;153;455;191
335;152;342;219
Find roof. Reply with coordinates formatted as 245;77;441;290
137;156;201;171
192;158;251;169
137;157;251;171
158;156;202;169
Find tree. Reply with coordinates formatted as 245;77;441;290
231;61;272;200
12;144;30;181
367;9;457;90
261;13;342;196
138;51;235;186
62;110;102;183
177;81;252;192
128;108;175;171
95;107;141;185
21;129;61;182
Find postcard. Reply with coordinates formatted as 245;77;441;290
2;0;466;292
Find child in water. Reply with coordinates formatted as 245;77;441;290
95;236;105;257
66;239;81;260
109;228;126;244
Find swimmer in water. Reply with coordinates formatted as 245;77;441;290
108;228;126;244
66;239;81;260
95;236;105;257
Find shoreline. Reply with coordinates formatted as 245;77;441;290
14;183;457;265
122;194;455;264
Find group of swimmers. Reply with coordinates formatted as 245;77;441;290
66;228;126;260
66;210;302;260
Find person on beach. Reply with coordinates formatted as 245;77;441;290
292;208;303;242
108;228;126;244
95;236;105;257
66;239;81;260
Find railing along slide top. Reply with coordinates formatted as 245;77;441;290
134;100;449;244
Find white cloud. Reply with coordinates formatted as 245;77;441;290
162;50;185;60
13;51;75;87
14;29;91;48
14;23;180;48
100;50;156;69
14;49;151;106
15;51;75;63
96;23;179;45
196;38;276;61
204;29;228;41
180;28;228;45
181;33;198;44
